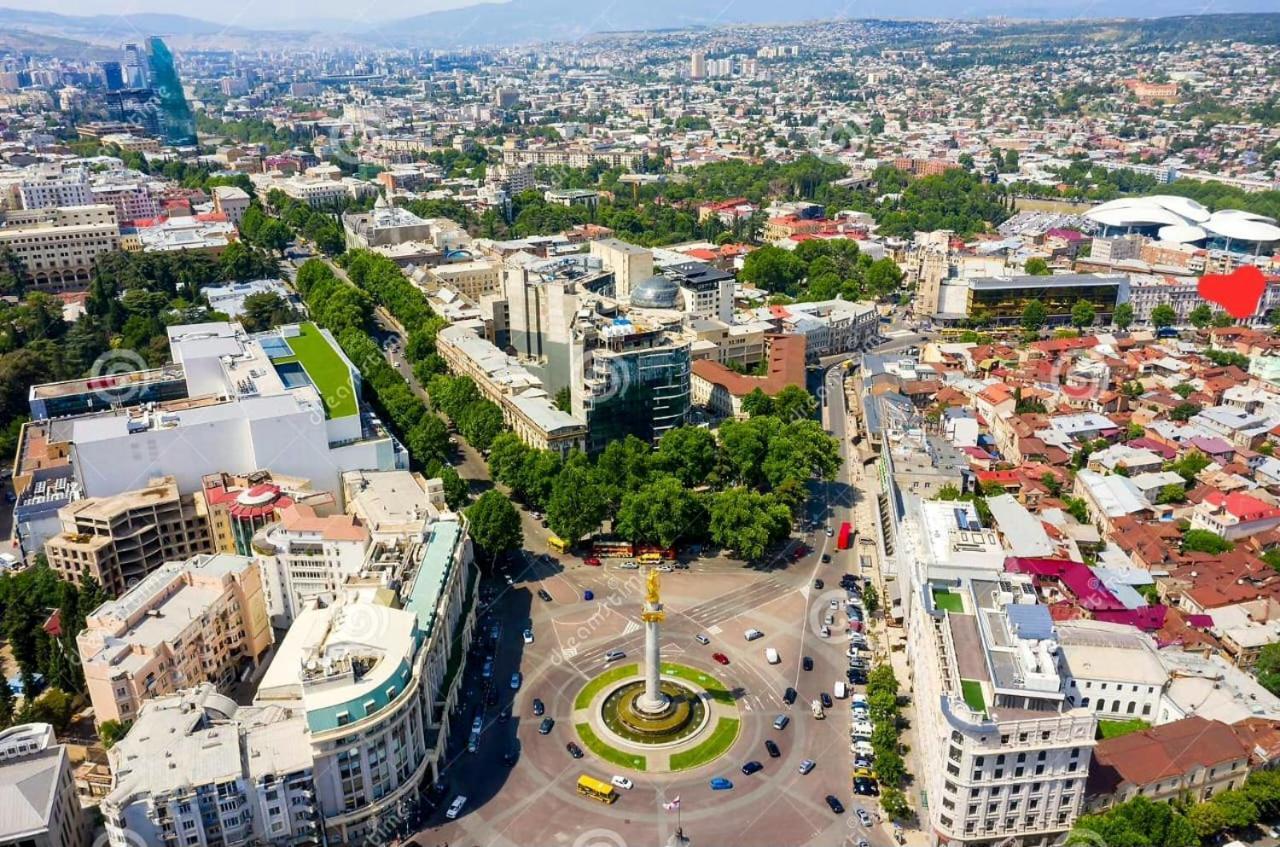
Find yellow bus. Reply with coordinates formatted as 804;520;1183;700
638;552;662;564
576;774;618;804
548;534;568;554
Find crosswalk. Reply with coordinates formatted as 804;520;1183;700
674;577;790;630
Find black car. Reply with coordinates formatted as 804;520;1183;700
783;687;798;705
532;698;545;716
802;656;813;672
821;554;831;563
813;578;824;589
820;692;832;708
538;717;554;734
854;778;880;796
741;760;764;775
847;669;867;684
765;740;781;758
566;742;584;759
502;743;520;766
537;589;553;602
825;795;845;814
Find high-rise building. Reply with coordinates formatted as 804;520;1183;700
77;553;273;726
691;50;706;79
0;723;89;847
251;504;371;627
140;37;195;146
100;60;124;91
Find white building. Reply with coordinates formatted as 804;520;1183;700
252;504;372;626
19;165;92;209
212;185;252;227
1055;620;1167;723
0;723;88;847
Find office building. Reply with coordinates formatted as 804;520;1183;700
691;50;707;79
212;185;252;227
28;363;187;420
43;476;213;596
196;470;334;556
139;37;196;146
426;257;503;301
77;553;273;726
570;314;691;453
665;260;735;322
251;504;371;627
102;685;319;847
342;196;432;248
0;204;120;290
691;334;806;419
0;723;88;847
590;238;653;301
932;274;1129;326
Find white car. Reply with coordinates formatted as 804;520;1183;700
445;795;467;820
829;598;840;610
765;647;781;664
523;628;534;644
820;625;831;638
744;628;764;641
657;565;674;572
852;721;874;737
620;561;639;570
611;775;634;790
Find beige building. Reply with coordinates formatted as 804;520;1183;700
251;504;371;626
427;257;503;301
0;204;120;290
211;185;251;227
44;476;213;597
0;723;88;847
590;238;653;300
77;553;273;727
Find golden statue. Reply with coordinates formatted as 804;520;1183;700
642;566;665;622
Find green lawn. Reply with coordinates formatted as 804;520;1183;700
575;722;646;771
933;589;964;614
660;663;735;705
573;664;639;710
1099;718;1150;740
285;322;357;419
670;717;741;772
960;679;986;715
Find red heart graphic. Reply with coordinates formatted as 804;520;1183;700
1197;265;1267;320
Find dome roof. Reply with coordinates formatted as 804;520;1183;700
630;274;680;309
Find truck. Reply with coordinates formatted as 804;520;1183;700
837;522;854;550
811;699;826;720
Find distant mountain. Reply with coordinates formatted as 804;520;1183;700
0;8;265;42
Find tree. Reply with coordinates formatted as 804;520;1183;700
654;427;719;489
1075;796;1198;847
1113;301;1134;330
708;488;791;560
863;582;880;615
553;386;571;413
739;388;773;417
1256;643;1280;697
1170;402;1201;422
739;245;807;295
546;465;608;545
881;786;911;819
465;491;523;568
1022;300;1048;333
1189;303;1213;329
424;462;470;510
98;718;131;748
771;385;818;420
1024;257;1051;276
1071;300;1096;334
239;291;296;332
0;669;14;729
1155;484;1187;504
0;246;24;296
616;476;706;549
1181;528;1233;554
1152;304;1177;329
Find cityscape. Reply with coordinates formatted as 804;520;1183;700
0;5;1279;847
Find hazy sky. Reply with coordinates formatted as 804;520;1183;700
6;0;487;23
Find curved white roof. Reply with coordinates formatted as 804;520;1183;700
1088;205;1187;228
1203;214;1280;243
1211;209;1277;225
1157;224;1207;244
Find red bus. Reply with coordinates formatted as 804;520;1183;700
636;545;677;561
591;539;635;559
837;522;853;550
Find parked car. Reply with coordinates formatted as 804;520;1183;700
538;717;554;734
523;628;534;644
857;809;873;827
583;590;594;601
798;759;815;775
765;647;781;664
826;795;845;814
854;777;880;796
471;715;483;734
802;656;813;672
532;698;545;716
821;553;831;563
537;589;553;602
445;795;468;820
583;557;602;567
510;672;523;690
744;628;764;641
820;625;831;638
813;578;824;589
620;561;639;570
820;692;832;709
709;777;734;791
741;760;763;775
783;687;798;705
566;742;584;759
502;744;520;766
712;652;730;665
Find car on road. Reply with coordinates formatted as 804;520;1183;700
482;658;494;678
445;795;467;820
604;649;626;662
813;578;824;589
821;553;831;563
537;589;553;602
532;698;545;716
531;511;542;520
695;633;710;645
764;647;780;664
620;561;639;569
802;656;813;671
467;731;480;753
826;526;834;537
741;761;763;775
783;687;797;705
510;672;523;690
657;565;673;572
523;628;534;644
820;692;832;708
773;714;790;730
566;742;584;759
471;715;483;734
538;717;554;734
583;590;595;601
857;809;873;826
712;652;730;665
765;740;780;758
744;628;764;641
583;557;602;567
826;795;845;814
611;775;633;790
798;759;815;775
709;777;734;791
820;625;831;638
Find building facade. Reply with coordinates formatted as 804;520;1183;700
0;204;120;289
0;723;88;847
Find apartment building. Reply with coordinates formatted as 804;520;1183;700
0;204;120;289
102;685;319;847
342;469;445;545
0;723;88;847
251;504;371;626
18;165;92;209
426;257;503;301
894;500;1097;847
196;470;334;556
90;178;161;222
77;553;273;726
211;185;251;227
43;476;213;596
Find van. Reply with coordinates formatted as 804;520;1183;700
744;628;764;641
764;647;781;664
834;681;848;699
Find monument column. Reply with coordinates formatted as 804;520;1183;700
637;567;669;714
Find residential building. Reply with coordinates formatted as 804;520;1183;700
43;476;213;596
0;723;88;847
342;470;445;545
212;185;251;227
101;685;318;847
19;165;91;210
1085;716;1251;809
196;470;334;556
1190;490;1280;541
426;257;502;301
691;333;806;419
251;504;371;626
0;204;120;289
77;553;273;726
90;178;160;223
752;298;879;359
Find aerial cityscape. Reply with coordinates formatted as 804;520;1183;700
1;5;1280;847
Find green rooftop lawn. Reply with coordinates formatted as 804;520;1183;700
1099;718;1150;740
960;679;986;715
933;588;964;614
286;322;357;419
